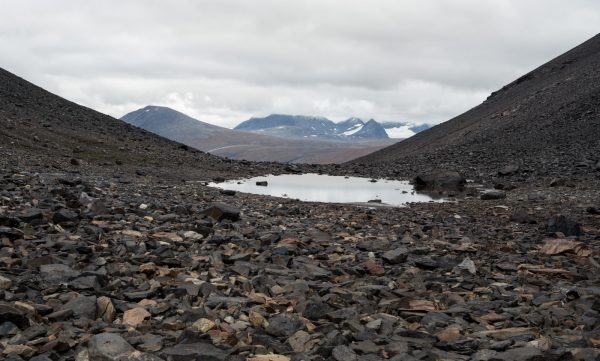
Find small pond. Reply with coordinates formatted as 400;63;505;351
209;173;444;207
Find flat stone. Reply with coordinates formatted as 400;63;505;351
183;230;203;241
19;208;44;223
39;264;80;285
332;345;358;361
205;296;253;308
248;355;290;361
160;342;228;361
191;318;216;333
0;274;13;289
471;327;533;340
71;275;101;290
266;315;304;338
88;333;135;361
492;346;544;361
46;308;74;322
52;208;79;224
287;330;311;352
123;307;151;327
2;344;36;358
60;295;97;320
382;247;409;264
435;326;462;342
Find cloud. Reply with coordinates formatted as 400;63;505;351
0;0;598;128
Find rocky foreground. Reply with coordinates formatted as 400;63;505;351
0;167;599;361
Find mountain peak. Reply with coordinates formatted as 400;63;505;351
235;114;389;140
121;105;223;139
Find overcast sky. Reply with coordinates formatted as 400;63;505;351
0;1;598;128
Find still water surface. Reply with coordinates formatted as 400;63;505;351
209;173;442;206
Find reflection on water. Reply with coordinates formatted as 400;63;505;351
208;173;443;206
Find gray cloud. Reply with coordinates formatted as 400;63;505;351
0;0;598;127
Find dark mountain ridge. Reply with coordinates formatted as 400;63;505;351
353;33;600;180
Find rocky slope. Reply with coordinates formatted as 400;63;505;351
353;34;600;183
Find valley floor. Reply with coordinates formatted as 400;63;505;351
1;165;599;361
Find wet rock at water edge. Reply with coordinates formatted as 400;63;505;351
480;190;506;200
219;189;236;196
414;170;466;191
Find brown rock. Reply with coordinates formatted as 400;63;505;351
151;232;183;243
435;326;462;342
539;238;590;256
248;355;290;361
3;344;36;358
191;318;216;333
123;307;151;327
0;274;12;289
363;259;385;276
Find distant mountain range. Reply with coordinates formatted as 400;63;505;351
234;114;428;140
121;106;397;163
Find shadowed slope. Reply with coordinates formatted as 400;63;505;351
353;34;600;179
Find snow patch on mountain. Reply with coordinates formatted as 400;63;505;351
385;126;416;139
342;124;364;136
